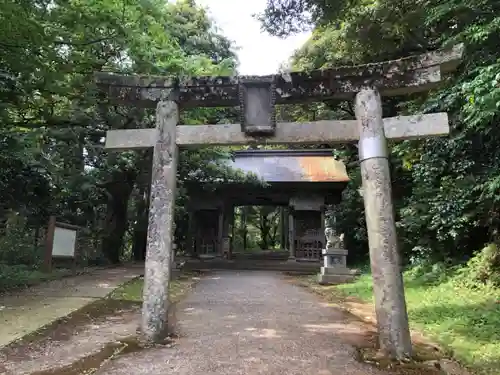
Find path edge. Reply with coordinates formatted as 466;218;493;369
288;275;476;375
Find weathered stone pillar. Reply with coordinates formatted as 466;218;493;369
355;88;412;359
288;208;295;260
141;98;179;343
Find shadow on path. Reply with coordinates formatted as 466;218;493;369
95;271;405;375
0;265;142;348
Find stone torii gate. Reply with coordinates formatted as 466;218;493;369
95;44;463;359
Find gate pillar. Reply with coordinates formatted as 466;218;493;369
355;88;412;358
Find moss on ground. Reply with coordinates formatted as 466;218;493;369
110;272;200;303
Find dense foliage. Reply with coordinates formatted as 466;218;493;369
0;0;254;269
3;0;500;289
258;0;500;281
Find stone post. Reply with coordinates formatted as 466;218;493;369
141;98;179;343
288;208;295;260
355;88;412;359
320;206;326;248
171;242;177;271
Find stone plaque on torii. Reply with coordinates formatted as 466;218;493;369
94;44;463;359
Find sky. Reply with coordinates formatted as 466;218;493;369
195;0;311;75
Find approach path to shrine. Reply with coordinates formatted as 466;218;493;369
96;270;393;375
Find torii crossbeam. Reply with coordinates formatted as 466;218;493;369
95;43;463;108
95;44;463;359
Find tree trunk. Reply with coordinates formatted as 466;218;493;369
132;150;153;262
132;184;149;261
259;212;270;249
99;168;136;264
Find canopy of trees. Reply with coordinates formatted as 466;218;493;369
0;0;258;266
3;0;500;287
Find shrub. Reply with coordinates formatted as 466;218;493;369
0;263;71;292
455;243;500;288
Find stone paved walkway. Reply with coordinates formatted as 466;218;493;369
96;271;389;375
0;265;142;348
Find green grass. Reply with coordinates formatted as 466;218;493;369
110;273;198;303
0;264;73;292
337;269;500;374
110;277;145;301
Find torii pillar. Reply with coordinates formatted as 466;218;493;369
141;96;178;342
356;88;411;358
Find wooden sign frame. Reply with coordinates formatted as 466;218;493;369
43;216;80;273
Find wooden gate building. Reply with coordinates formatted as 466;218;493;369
185;149;349;260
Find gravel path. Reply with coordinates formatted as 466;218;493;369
97;271;389;375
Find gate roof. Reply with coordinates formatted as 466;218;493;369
228;149;349;183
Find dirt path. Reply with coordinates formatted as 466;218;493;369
0;265;142;348
94;270;395;375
